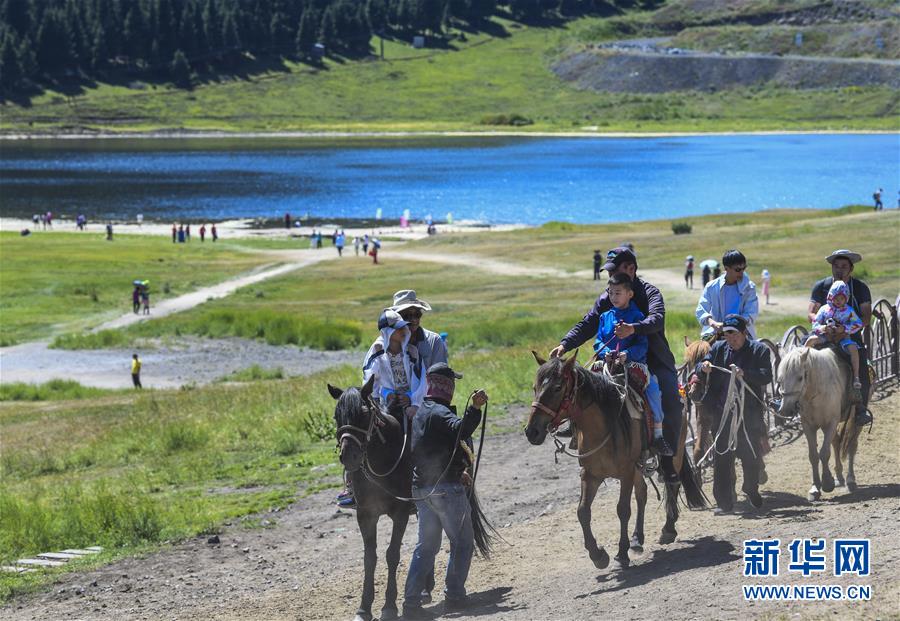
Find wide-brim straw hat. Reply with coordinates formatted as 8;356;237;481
826;249;862;265
391;290;432;313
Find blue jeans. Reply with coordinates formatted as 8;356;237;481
404;482;474;607
646;375;663;426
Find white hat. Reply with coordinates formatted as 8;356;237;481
391;290;432;313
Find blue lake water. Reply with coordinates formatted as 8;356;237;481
0;134;897;224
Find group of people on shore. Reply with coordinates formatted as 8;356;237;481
171;223;218;243
309;229;382;263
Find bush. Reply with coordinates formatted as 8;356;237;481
478;113;533;126
671;222;692;235
51;330;131;350
0;380;110;401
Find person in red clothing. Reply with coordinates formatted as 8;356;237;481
200;224;206;242
172;224;177;243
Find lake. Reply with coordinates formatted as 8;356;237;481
1;134;897;224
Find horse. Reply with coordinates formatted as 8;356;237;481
777;347;860;501
329;376;411;621
524;351;706;569
683;337;713;466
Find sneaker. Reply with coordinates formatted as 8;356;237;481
337;494;356;509
854;410;873;426
652;436;674;457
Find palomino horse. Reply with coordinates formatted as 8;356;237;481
329;377;411;621
525;352;706;569
777;347;861;501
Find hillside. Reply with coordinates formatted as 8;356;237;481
1;1;898;134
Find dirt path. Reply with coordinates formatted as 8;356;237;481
5;389;897;620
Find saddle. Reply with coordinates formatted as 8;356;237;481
590;360;656;451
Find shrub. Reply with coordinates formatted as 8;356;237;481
478;113;533;126
51;330;131;350
671;222;692;235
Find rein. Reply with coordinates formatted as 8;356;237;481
337;395;407;479
531;367;583;432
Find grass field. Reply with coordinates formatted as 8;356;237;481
0;232;277;345
2;14;897;134
1;207;898;602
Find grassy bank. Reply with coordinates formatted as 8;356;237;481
2;14;897;134
0;232;275;345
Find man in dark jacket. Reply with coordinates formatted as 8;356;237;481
551;246;682;479
695;314;772;513
403;363;487;619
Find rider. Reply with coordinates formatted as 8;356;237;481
403;364;488;619
806;280;865;402
696;249;759;342
808;249;873;426
551;246;682;481
695;314;772;513
390;290;448;370
594;272;673;456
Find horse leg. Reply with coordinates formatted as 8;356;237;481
577;472;609;570
819;419;838;494
846;423;860;492
380;507;409;621
355;511;379;621
833;421;845;487
615;475;634;568
631;471;647;553
803;422;822;502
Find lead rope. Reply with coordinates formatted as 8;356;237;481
697;364;767;466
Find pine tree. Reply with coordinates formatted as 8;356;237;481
295;10;317;57
123;7;148;62
202;0;221;51
91;24;108;69
366;0;388;33
16;34;37;80
222;12;241;51
170;48;191;86
0;34;23;92
318;7;336;47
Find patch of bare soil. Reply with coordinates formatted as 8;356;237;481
4;385;898;620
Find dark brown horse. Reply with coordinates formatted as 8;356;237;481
525;352;706;569
329;377;411;621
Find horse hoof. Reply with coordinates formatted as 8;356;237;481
353;614;372;621
658;530;677;545
822;476;835;493
591;548;610;570
808;491;821;502
836;476;845;488
379;607;399;621
630;535;644;553
847;479;858;492
614;554;630;569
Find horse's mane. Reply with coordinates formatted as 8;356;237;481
538;358;630;450
780;346;847;395
684;339;711;366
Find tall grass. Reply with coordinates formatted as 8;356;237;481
50;330;132;350
0;380;113;401
219;365;285;382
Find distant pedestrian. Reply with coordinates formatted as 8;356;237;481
45;211;52;228
40;213;46;230
336;232;345;257
873;188;883;211
354;236;360;256
131;354;142;389
684;255;695;289
362;234;370;255
309;229;317;249
593;250;602;280
132;286;141;314
332;229;338;246
316;231;323;249
211;224;218;242
178;225;185;243
32;214;40;228
185;224;191;241
200;224;206;242
76;214;86;230
172;224;177;243
106;222;113;241
285;212;291;229
761;269;771;305
136;214;143;227
713;266;721;279
371;237;381;264
142;289;150;315
702;264;712;287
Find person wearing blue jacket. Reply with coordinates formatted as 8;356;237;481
696;249;759;341
594;273;672;456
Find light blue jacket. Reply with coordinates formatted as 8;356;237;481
696;273;759;339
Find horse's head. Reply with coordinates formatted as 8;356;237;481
525;350;578;445
777;347;810;416
328;375;377;473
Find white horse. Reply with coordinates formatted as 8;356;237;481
778;347;860;501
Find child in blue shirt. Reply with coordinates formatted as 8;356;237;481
595;273;673;456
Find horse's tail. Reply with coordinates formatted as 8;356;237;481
679;454;708;509
838;410;860;457
469;488;499;558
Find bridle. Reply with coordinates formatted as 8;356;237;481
336;393;407;478
531;366;582;432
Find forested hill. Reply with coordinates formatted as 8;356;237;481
0;0;647;96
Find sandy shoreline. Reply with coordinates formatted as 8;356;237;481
2;129;898;140
0;217;530;241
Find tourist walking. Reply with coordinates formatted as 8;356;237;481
178;225;185;243
285;212;291;229
211;224;218;242
106;222;113;241
592;250;602;281
185;224;191;241
371;237;381;264
354;236;360;256
761;269;771;305
684;255;695;289
172;224;177;243
873;188;883;211
702;264;712;286
336;231;345;257
200;224;206;242
362;234;370;256
131;354;143;389
132;286;141;314
141;289;150;315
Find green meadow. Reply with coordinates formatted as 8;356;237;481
1;206;898;601
2;14;897;134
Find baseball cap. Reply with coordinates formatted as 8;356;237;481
722;314;747;333
378;309;409;330
426;362;463;379
603;247;638;272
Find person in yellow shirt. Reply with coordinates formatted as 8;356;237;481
131;354;142;389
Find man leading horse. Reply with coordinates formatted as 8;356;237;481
550;246;682;481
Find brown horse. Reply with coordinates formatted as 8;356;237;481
524;351;706;569
683;337;713;466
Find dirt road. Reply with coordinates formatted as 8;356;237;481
5;389;897;620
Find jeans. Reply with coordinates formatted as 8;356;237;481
653;366;683;447
404;482;474;608
645;375;663;425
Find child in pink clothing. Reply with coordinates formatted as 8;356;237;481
805;280;864;396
